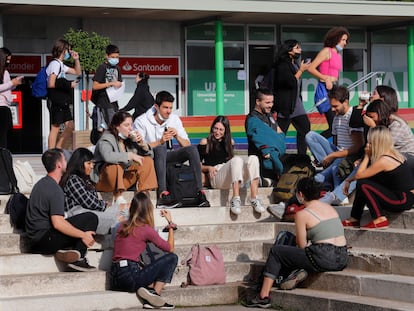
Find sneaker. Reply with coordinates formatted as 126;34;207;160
67;258;97;272
157;191;181;209
230;196;241;215
279;269;308;290
143;302;175;309
137;287;165;307
55;250;81;263
243;295;271;308
267;202;286;220
196;190;210;207
251;197;265;213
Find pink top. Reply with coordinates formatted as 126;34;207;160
318;48;342;78
112;223;171;262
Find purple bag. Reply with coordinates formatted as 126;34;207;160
182;244;226;286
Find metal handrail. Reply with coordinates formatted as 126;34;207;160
347;71;385;90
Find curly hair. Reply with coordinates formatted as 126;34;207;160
324;27;350;48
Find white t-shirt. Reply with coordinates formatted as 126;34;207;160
133;106;189;144
46;59;68;79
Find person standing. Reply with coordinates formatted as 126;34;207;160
0;49;23;148
273;39;311;155
91;44;124;126
46;38;81;149
198;115;264;215
25;148;97;272
120;72;154;119
308;27;350;138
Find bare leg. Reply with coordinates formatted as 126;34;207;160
56;120;74;149
250;177;260;199
260;276;274;298
48;124;60;149
232;180;241;197
153;281;165;295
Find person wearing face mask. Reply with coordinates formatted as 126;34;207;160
92;44;124;127
273;39;311;155
244;177;347;308
46;38;81;149
308;27;350;139
91;111;157;205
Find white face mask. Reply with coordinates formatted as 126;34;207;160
158;112;168;122
118;132;127;140
336;44;343;52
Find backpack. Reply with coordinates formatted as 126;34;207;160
0;148;18;194
167;162;199;207
31;60;60;99
272;154;315;203
6;192;29;231
274;230;297;246
181;244;226;286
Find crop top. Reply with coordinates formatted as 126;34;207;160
318;48;342;79
305;209;344;243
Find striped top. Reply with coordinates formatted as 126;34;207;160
332;106;363;150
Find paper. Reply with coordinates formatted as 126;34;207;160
106;81;125;103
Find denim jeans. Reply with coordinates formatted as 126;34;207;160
305;131;337;163
153;144;202;195
314;157;343;189
110;253;178;292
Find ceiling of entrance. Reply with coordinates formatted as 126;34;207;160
0;4;413;29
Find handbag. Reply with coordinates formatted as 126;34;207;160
314;81;331;114
181;244;226;286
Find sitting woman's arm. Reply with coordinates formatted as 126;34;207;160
65;175;106;211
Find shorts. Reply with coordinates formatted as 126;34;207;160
48;99;73;125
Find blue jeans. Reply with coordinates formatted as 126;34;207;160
305;131;337;163
153;145;202;195
314;157;343;189
110;253;178;292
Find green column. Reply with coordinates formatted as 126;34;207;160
215;20;224;115
408;26;414;108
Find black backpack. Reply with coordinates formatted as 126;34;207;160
0;148;18;194
6;192;29;231
167;162;199;207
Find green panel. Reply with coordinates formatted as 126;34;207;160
187;25;244;41
187;69;245;116
249;26;275;41
372;28;407;44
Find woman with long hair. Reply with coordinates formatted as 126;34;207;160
245;177;347;308
308;27;350;138
60;147;119;234
91;111;157;204
198;115;263;215
0;49;23;148
110;192;177;309
342;126;414;229
273;39;311;155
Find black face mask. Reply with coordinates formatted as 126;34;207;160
292;53;301;60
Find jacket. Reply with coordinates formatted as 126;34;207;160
274;60;299;116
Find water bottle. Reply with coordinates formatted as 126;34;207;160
165;127;173;150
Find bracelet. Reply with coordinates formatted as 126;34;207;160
163;222;177;232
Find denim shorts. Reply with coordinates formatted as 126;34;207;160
305;243;348;272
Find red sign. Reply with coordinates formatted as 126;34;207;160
7;55;42;75
119;57;179;76
11;91;23;129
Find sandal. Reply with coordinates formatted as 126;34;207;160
342;219;359;227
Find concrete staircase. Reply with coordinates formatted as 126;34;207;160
1;158;414;310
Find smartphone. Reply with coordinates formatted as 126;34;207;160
304;58;311;63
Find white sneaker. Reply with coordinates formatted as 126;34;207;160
267;202;286;220
251;197;265;213
230;196;241;215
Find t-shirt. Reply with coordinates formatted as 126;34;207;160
25;176;65;243
112;224;171;262
198;140;229;166
332;106;363;150
92;62;123;108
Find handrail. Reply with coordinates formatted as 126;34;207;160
347;71;385;90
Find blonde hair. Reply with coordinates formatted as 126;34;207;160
367;126;405;163
118;191;154;238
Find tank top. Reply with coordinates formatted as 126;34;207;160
318;48;342;79
305;209;344;243
375;155;414;192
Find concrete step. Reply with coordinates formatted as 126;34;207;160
0;282;242;311
0;241;266;275
241;285;414;311
303;269;414;304
275;222;414;253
